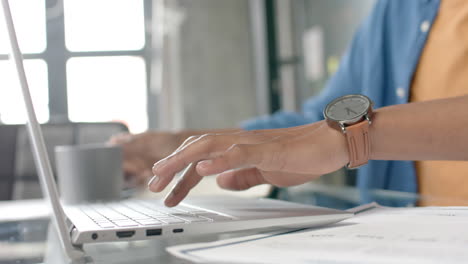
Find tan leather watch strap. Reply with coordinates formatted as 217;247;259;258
345;120;370;169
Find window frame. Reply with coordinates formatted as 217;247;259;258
0;0;154;130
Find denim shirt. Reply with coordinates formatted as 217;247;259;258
242;0;441;206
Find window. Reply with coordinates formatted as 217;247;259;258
0;0;48;123
67;56;147;132
0;0;151;133
64;0;145;52
0;0;47;54
0;59;49;123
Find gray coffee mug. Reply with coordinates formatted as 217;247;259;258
54;143;123;205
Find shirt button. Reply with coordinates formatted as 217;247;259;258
420;20;431;33
396;87;406;99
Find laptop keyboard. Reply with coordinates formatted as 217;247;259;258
80;200;233;228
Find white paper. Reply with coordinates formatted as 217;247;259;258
167;204;468;264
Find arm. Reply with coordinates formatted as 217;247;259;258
150;95;468;206
176;128;241;141
370;95;468;161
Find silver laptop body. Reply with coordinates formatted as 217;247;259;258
1;0;352;260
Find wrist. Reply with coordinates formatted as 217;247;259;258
368;109;381;160
322;122;350;168
323;94;374;169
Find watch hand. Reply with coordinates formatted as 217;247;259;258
345;107;358;115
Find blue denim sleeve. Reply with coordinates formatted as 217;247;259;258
241;0;383;131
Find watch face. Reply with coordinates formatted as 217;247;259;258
324;94;371;123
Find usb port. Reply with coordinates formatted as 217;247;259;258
116;231;135;238
173;228;184;233
146;229;162;236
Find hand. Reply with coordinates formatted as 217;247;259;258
149;121;349;207
109;131;183;186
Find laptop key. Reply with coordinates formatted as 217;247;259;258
82;209;108;220
157;217;186;224
176;206;210;214
131;216;153;220
136;219;163;226
109;205;150;219
171;214;210;223
145;212;168;217
97;222;116;228
94;219;114;223
126;203;169;217
107;216;130;221
196;213;233;221
113;220;139;227
139;202;181;214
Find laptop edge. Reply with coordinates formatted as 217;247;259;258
1;0;85;260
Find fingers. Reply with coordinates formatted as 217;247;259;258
174;135;199;152
163;163;203;207
196;142;285;175
147;135;204;192
216;168;267;190
108;132;133;145
148;164;176;192
151;128;303;180
152;140;284;192
216;168;321;190
152;129;295;181
149;124;325;199
150;134;240;191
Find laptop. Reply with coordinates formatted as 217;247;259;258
1;0;352;261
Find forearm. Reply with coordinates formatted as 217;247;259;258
175;128;242;145
370;95;468;161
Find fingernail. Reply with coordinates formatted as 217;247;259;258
148;175;159;189
164;192;175;207
153;159;167;172
198;160;213;169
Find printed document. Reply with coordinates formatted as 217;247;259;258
167;204;468;263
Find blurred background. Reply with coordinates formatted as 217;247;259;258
0;0;374;206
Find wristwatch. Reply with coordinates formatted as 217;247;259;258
323;94;374;169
